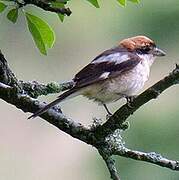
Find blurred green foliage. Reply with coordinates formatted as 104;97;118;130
0;0;139;54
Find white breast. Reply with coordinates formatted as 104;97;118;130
102;54;155;100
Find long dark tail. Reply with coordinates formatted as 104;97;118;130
28;88;77;119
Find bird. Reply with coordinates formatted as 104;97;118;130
28;35;166;119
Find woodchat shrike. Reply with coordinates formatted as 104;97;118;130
29;35;166;119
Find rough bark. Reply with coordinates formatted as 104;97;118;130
0;51;179;180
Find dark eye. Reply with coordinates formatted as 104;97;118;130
142;46;151;52
137;46;151;54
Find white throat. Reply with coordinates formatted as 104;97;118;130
137;54;156;67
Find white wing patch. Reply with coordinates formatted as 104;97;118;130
100;72;110;79
91;53;130;64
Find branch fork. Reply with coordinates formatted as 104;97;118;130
0;50;179;180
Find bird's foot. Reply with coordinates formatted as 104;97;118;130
126;95;137;108
121;121;130;131
90;117;103;130
106;113;112;120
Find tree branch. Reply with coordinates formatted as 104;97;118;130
20;80;73;98
114;147;179;171
99;149;121;180
23;0;72;16
100;153;120;180
0;83;95;145
0;51;22;90
0;51;94;145
1;50;179;179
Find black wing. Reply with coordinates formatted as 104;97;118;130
73;47;141;89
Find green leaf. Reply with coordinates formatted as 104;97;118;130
116;0;126;6
51;2;65;22
58;14;64;22
51;2;65;8
25;12;55;55
7;8;18;23
26;17;47;55
86;0;99;8
0;2;7;13
128;0;140;3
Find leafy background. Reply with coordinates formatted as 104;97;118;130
0;0;179;179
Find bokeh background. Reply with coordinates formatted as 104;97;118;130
0;0;179;179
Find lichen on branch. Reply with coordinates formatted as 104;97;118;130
0;50;179;180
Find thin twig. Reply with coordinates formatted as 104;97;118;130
99;149;121;180
0;82;12;89
23;0;72;16
104;157;120;180
114;147;179;171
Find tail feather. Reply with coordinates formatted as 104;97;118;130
28;88;76;119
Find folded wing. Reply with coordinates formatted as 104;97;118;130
73;47;141;89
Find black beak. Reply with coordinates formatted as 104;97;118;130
151;47;166;57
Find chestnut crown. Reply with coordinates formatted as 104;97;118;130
119;35;166;56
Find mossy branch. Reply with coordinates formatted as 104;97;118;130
0;50;179;180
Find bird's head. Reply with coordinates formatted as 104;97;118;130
119;35;166;57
